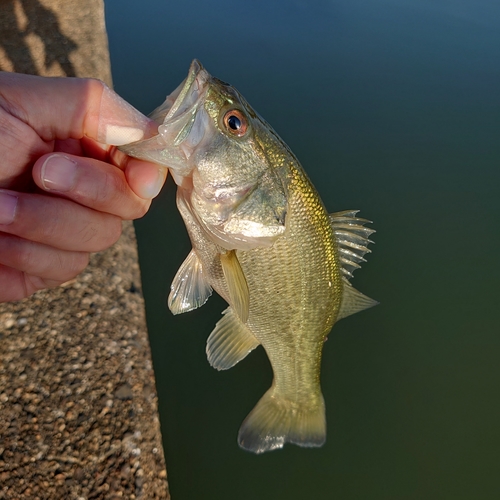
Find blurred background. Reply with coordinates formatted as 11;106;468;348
105;1;500;498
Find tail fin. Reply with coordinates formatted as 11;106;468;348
238;388;326;454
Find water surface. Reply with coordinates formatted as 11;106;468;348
105;1;500;498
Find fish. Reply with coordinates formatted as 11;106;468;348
119;60;377;454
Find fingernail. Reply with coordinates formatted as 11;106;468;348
98;85;156;145
0;190;18;225
141;168;165;199
105;124;144;145
41;154;77;192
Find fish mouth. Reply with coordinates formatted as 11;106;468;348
150;59;209;127
118;59;211;176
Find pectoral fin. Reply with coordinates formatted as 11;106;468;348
337;280;378;321
207;307;260;370
168;250;212;314
220;250;250;323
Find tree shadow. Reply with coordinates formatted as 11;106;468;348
0;0;77;76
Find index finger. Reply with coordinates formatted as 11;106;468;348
0;72;158;147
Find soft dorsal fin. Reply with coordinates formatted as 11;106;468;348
220;250;250;323
330;210;375;280
338;279;379;320
206;307;260;371
168;250;212;315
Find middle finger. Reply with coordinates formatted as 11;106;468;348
0;188;122;252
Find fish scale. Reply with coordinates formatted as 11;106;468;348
239;164;340;400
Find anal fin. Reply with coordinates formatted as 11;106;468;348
206;307;260;371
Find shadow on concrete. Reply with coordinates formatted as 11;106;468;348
0;0;77;76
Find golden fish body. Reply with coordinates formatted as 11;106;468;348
120;60;376;453
176;160;339;452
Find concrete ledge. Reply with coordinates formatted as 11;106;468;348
0;1;169;498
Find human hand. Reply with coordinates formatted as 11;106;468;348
0;72;166;302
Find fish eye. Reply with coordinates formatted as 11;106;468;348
222;109;248;137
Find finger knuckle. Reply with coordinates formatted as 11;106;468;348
16;240;37;271
23;274;55;296
64;252;90;279
78;222;100;247
76;214;122;252
46;250;89;284
94;168;123;204
35;215;60;243
96;216;122;250
106;217;123;246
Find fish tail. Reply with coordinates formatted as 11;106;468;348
238;387;326;454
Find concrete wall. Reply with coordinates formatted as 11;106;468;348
0;1;169;498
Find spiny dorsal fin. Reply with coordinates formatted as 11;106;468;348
330;210;375;280
206;307;260;371
337;279;378;320
168;250;212;314
220;250;250;323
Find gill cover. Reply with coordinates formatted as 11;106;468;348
119;59;209;180
120;59;288;251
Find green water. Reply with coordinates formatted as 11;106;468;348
105;1;500;498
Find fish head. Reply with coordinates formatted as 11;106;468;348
120;59;289;250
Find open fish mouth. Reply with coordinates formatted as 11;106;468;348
149;59;209;127
118;59;210;172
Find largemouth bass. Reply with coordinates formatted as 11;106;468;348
120;60;377;454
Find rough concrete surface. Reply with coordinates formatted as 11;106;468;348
0;1;169;498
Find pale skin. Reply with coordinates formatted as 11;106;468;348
0;72;167;302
